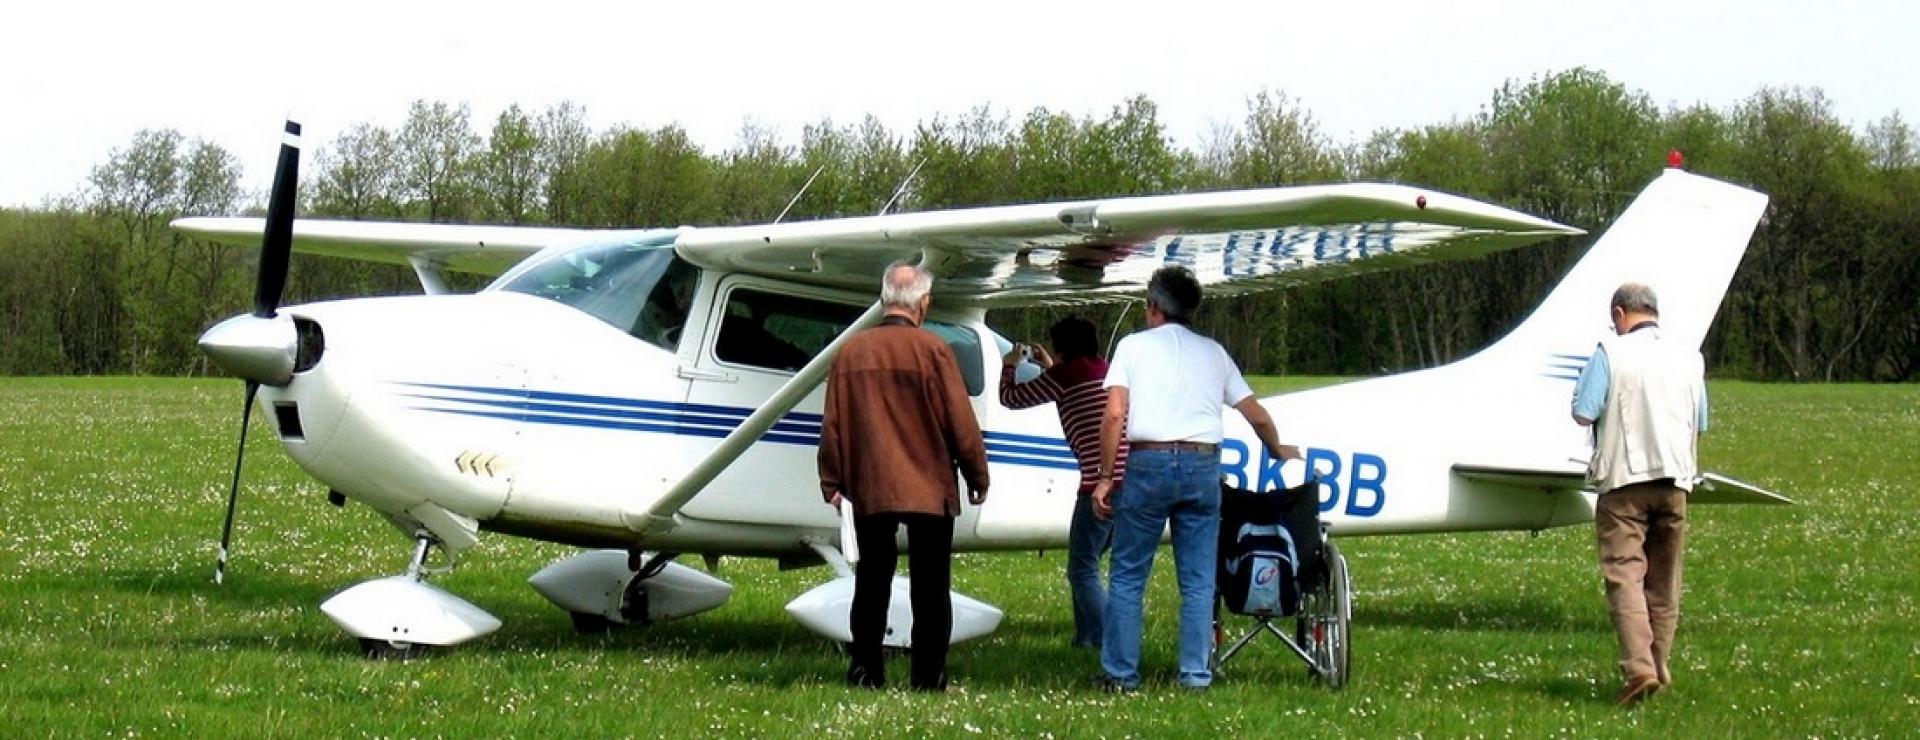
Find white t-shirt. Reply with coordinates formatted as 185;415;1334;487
1104;323;1253;444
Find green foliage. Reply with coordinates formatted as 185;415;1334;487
398;99;483;223
908;105;1016;209
2;74;1916;379
1485;67;1663;226
1721;88;1890;381
311;122;403;219
577;124;717;228
481;104;544;224
538;102;596;225
1227;90;1345;186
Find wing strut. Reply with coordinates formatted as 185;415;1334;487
623;300;889;535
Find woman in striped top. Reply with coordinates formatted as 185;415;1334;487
999;316;1129;649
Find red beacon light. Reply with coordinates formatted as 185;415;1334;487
1668;149;1685;169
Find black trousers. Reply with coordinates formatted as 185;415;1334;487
848;512;954;688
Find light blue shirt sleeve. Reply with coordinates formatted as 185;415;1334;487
1571;345;1609;422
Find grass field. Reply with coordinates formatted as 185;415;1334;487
0;377;1915;737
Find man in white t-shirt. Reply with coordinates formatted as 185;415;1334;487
1091;265;1298;692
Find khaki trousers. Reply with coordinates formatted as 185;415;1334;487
1595;480;1687;682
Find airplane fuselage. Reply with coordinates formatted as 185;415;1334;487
254;258;1600;562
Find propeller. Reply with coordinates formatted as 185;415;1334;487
212;119;302;584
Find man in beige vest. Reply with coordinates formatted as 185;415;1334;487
1572;283;1709;707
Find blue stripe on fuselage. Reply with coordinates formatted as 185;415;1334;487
397;382;1077;470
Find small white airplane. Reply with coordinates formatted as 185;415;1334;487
178;123;1787;662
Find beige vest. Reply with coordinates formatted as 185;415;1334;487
1589;328;1705;494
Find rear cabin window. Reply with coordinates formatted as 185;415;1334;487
714;287;985;394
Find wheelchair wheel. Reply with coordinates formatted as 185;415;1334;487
1299;541;1351;689
1323;541;1351;688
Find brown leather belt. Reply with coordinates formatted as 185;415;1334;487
1129;440;1219;454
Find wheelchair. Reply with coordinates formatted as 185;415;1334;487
1213;478;1352;689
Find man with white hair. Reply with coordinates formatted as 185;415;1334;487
1572;282;1709;707
819;260;990;692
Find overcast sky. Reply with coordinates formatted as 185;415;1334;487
4;0;1914;208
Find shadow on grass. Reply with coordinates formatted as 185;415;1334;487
46;566;340;609
1521;674;1607;705
1361;596;1610;634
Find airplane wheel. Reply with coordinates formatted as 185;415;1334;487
359;638;430;661
570;611;618;634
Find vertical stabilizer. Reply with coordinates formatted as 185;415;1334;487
1260;170;1769;534
1468;168;1769;370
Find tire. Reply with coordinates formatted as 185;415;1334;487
359;637;430;661
570;611;617;634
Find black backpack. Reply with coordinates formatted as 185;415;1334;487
1218;478;1323;617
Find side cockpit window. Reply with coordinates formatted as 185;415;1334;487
713;286;985;395
923;321;985;396
715;288;860;372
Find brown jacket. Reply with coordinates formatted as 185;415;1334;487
818;316;990;517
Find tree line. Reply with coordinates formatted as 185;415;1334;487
1;68;1914;380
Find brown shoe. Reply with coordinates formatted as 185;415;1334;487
1615;674;1659;707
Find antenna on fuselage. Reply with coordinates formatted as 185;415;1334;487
877;158;927;216
773;166;826;224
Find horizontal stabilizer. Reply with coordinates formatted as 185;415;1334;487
1452;465;1790;506
1693;472;1793;506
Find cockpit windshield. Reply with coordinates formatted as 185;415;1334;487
495;237;701;351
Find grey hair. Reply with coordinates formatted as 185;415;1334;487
1611;282;1660;317
1146;265;1201;324
880;260;933;309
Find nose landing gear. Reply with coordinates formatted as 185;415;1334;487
320;530;502;660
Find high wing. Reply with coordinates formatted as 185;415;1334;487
675;184;1583;307
176;184;1577;304
172;217;660;290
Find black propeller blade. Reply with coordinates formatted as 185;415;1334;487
215;381;260;585
254;120;300;318
215;119;301;584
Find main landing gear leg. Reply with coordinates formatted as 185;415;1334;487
615;550;680;627
529;549;732;633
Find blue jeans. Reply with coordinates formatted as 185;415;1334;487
1068;493;1113;648
1101;449;1221;688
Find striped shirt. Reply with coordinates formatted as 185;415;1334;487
999;356;1128;495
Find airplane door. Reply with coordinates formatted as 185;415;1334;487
680;277;866;529
494;250;703;536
